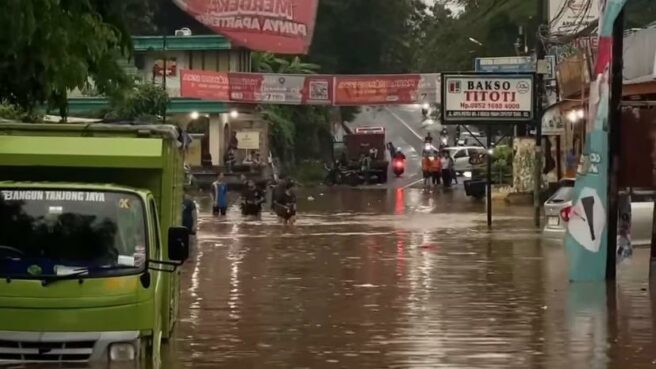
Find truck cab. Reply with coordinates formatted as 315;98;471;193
0;123;189;366
343;126;389;183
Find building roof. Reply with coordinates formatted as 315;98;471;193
132;35;232;52
67;97;228;115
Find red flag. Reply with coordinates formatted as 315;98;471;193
173;0;319;55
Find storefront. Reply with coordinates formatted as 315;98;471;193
547;26;656;189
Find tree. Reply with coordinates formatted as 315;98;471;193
253;53;331;167
416;0;540;72
309;0;427;74
0;0;135;119
109;84;169;121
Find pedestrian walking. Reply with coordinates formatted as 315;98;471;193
421;154;432;188
241;180;265;216
224;148;236;173
211;173;229;216
182;193;197;235
449;153;458;185
229;131;239;150
271;176;287;213
440;151;452;188
274;180;297;226
429;150;442;186
387;142;396;159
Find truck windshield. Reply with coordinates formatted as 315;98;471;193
0;189;146;279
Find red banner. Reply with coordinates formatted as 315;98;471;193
180;69;441;106
181;70;230;101
173;0;319;55
228;73;332;104
334;74;441;106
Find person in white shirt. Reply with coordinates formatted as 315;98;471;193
440;151;453;188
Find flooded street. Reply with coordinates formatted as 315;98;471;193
165;188;656;369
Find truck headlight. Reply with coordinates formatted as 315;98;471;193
109;342;136;362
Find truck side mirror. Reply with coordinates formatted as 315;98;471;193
168;227;190;263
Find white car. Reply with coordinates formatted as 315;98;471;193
444;146;487;174
543;179;654;245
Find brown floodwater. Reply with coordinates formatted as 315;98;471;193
163;187;656;369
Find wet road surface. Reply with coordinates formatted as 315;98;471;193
165;188;656;369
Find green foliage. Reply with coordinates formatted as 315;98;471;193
416;0;540;72
492;145;513;184
109;84;169;121
0;103;43;122
0;0;135;117
309;0;427;74
625;0;656;28
0;104;24;121
254;54;332;167
253;53;320;74
293;160;327;185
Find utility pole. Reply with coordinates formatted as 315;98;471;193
607;9;625;281
162;34;168;124
533;0;546;227
487;126;493;229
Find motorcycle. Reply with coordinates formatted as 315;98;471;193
324;161;362;186
392;157;405;177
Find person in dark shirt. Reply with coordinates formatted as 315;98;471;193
270;176;287;212
274;180;297;225
424;132;433;144
241;180;265;216
182;194;197;235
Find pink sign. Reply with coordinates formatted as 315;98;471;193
173;0;319;55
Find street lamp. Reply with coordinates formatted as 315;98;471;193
468;37;483;46
230;110;239;119
190;111;200;120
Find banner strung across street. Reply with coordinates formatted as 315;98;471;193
333;74;440;106
172;0;319;55
180;70;440;106
181;69;230;101
228;73;333;105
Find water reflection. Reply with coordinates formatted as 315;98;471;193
164;188;656;369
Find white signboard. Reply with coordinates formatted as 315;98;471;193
568;187;606;253
236;131;260;150
542;106;566;135
441;74;535;123
550;0;599;35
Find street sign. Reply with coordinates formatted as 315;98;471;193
475;55;556;80
544;55;557;80
441;73;535;123
475;56;534;73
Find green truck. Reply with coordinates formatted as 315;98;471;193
0;123;190;366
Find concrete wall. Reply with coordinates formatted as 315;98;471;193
209;114;227;166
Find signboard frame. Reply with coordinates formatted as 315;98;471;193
441;72;536;125
474;56;535;74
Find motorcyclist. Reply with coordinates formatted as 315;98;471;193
393;147;406;161
424;132;434;144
